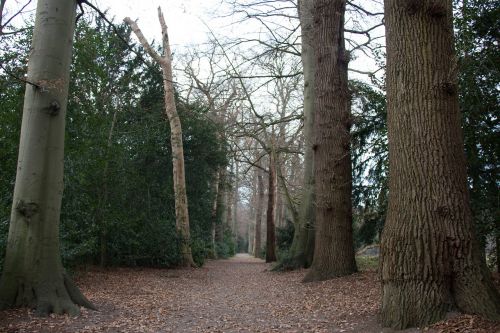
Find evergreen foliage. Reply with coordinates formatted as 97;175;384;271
0;15;228;271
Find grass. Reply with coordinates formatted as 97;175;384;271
356;255;379;272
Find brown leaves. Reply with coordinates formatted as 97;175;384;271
0;255;498;332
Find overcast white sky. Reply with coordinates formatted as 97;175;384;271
94;0;228;50
3;0;384;83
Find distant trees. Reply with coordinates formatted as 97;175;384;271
380;0;500;328
0;0;94;315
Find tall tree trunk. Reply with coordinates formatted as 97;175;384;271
254;167;264;258
266;152;277;262
210;170;220;258
0;0;94;315
248;220;254;255
125;8;195;267
380;0;500;328
232;161;239;241
303;0;357;282
97;108;119;267
215;170;227;244
290;0;316;268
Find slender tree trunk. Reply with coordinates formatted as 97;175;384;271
290;0;316;268
232;161;239;241
125;9;195;267
303;0;357;282
210;170;220;258
380;0;500;329
248;221;254;254
0;0;94;315
97;108;119;267
266;152;277;262
226;181;233;235
254;167;264;258
215;170;227;244
497;231;500;274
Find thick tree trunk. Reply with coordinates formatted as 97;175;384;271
290;0;316;268
254;167;264;258
0;0;94;315
266;153;277;262
381;0;500;329
125;9;195;267
303;0;357;282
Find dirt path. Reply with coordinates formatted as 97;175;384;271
0;254;497;332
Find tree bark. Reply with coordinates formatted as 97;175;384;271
266;152;277;262
289;0;316;268
253;167;264;258
303;0;357;282
232;161;239;241
0;0;95;315
381;0;500;328
125;8;195;267
210;171;220;258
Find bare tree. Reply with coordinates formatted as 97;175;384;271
124;8;195;267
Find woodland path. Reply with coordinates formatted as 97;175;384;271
1;254;498;332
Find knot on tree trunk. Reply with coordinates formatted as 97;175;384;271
16;200;39;218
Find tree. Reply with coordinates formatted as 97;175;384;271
303;0;357;282
266;148;278;262
0;0;94;315
125;8;195;267
254;164;265;257
288;0;316;269
380;0;500;328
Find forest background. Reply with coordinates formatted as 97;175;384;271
0;0;498;283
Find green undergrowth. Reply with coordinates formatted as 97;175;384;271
356;256;379;272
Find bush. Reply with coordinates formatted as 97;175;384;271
191;238;208;267
216;230;236;259
276;220;295;252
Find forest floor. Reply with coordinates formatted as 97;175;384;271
0;253;499;333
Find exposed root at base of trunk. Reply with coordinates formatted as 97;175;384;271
0;272;96;316
302;264;357;283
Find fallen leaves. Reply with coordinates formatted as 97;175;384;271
0;255;498;332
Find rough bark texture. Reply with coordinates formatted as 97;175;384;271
289;0;316;269
381;0;500;329
125;8;195;267
253;167;264;258
0;0;95;315
266;153;277;263
303;0;357;282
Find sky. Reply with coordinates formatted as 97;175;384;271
3;0;384;82
94;0;225;50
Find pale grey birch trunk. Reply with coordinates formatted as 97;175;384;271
125;8;195;267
